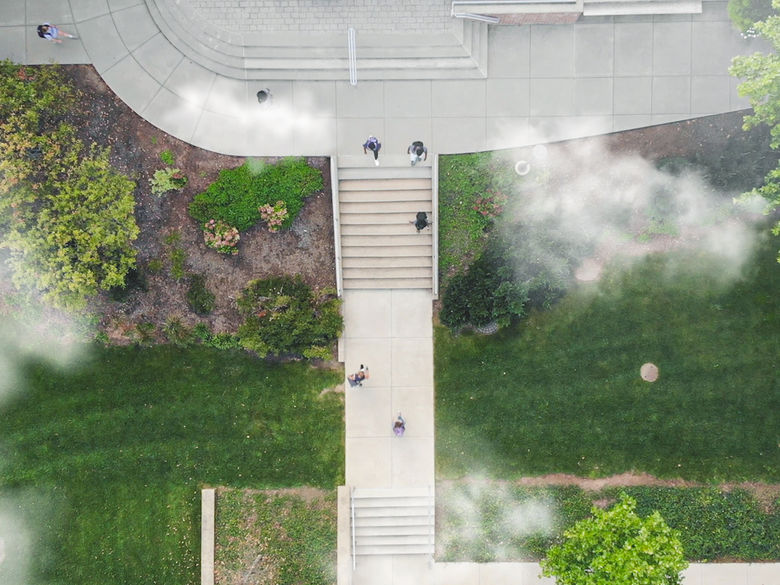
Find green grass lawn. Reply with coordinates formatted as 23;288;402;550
435;233;780;482
216;488;336;585
0;344;343;585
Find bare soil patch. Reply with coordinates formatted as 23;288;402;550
58;65;335;340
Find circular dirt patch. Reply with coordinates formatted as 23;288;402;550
640;362;659;382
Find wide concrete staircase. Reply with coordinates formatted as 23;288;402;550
337;156;433;291
351;487;435;556
144;0;487;80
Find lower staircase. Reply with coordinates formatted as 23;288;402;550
351;487;435;557
337;156;434;291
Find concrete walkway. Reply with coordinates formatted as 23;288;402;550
0;0;766;157
3;2;780;584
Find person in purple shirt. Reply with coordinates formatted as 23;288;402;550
393;413;406;437
363;135;381;166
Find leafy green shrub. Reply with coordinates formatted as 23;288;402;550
236;276;342;358
541;493;687;585
159;149;175;166
133;321;156;346
186;273;216;314
203;219;240;255
440;222;582;329
189;158;323;232
108;267;148;302
163;317;195;347
147;258;163;273
170;248;186;280
728;0;773;34
150;167;187;195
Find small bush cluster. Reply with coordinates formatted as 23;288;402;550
258;200;289;232
236;275;342;359
189;157;323;233
186;273;216;315
150;167;187;195
203;219;240;255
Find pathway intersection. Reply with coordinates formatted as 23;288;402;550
1;1;778;583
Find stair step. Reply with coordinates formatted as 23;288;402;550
340;212;431;225
354;524;433;536
354;544;434;555
343;278;432;289
339;189;432;203
338;166;432;180
343;256;432;268
341;223;430;235
339;178;431;191
342;245;431;257
343;266;432;280
352;514;433;527
352;494;434;508
340;201;432;214
353;534;433;546
341;234;431;247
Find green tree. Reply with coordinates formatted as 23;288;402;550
0;61;139;310
730;3;780;259
728;0;774;34
541;493;688;585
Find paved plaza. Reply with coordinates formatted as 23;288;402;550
2;1;780;584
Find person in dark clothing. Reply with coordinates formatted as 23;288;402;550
363;136;382;166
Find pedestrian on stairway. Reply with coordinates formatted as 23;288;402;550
393;413;406;437
363;135;381;166
37;23;77;43
407;141;428;166
348;364;369;387
410;211;430;232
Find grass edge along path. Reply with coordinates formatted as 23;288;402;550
435;232;780;483
0;344;344;585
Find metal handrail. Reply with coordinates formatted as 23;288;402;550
330;157;344;297
347;28;357;86
431;154;440;299
350;487;356;570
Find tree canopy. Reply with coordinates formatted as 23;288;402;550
730;1;780;260
541;493;688;585
0;61;138;310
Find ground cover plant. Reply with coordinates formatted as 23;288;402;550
436;482;780;562
215;488;336;585
435;231;780;482
189;157;323;235
0;342;343;585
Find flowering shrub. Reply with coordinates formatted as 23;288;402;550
203;219;240;255
258;200;289;232
472;189;508;218
150;167;187;195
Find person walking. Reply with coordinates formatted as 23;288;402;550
348;364;369;387
37;23;78;43
363;136;382;166
393;413;406;437
407;141;428;166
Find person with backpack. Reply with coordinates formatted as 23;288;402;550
392;413;406;437
411;211;429;232
348;364;369;387
362;136;381;166
37;23;77;43
407;141;428;166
